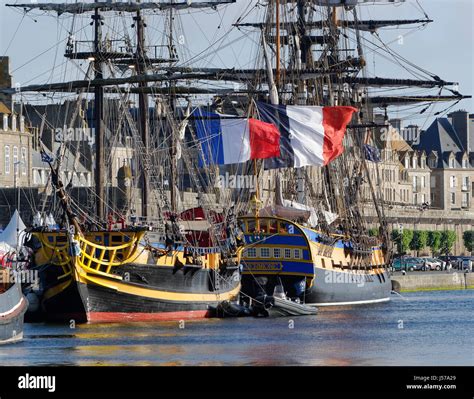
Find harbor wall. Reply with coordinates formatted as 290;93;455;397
391;272;474;292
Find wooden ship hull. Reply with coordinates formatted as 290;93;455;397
239;217;391;306
0;280;28;344
32;230;241;323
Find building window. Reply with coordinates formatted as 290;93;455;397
421;176;426;188
429;158;437;168
293;249;301;259
412;156;417;169
33;169;40;185
284;248;291;259
404;157;409;169
260;248;270;258
21;147;27;175
451;192;456;205
421;158;426;168
449;157;455;168
450;176;457;188
245;248;256;258
462;193;469;208
42;170;48;185
12;146;18;175
4;146;10;174
463;176;469;190
430;176;436;188
430;193;435;203
462;158;468;168
412;176;417;190
3;114;8;131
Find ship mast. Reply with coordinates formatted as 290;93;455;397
93;1;105;220
135;4;150;219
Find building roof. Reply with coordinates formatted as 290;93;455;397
0;101;11;114
413;118;474;169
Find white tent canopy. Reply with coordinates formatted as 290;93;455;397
0;210;26;248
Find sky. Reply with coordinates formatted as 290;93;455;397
0;0;472;131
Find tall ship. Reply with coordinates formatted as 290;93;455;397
2;0;469;317
3;0;245;323
232;0;468;306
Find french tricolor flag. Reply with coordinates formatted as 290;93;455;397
194;110;280;166
257;102;358;168
194;104;357;168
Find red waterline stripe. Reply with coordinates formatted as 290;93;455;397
87;310;212;323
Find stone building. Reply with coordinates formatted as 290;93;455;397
0;102;33;188
414;111;474;211
399;150;431;206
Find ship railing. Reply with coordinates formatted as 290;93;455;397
33;233;72;280
76;233;144;275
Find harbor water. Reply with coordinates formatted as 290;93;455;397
1;290;472;366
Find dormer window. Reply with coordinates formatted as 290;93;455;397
404;156;409;169
412;156;417;169
421;157;426;168
462;158;468;168
449;157;455;168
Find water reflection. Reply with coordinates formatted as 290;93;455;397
2;290;472;366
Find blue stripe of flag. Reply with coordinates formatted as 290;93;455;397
194;109;225;166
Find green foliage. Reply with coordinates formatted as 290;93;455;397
463;231;474;253
410;230;429;253
391;228;413;254
428;231;442;255
401;229;414;253
440;230;456;255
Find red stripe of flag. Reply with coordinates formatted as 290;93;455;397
248;118;281;160
322;106;358;165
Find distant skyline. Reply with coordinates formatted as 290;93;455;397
0;0;472;130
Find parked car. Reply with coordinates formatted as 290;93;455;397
417;257;444;271
391;257;426;272
439;255;463;269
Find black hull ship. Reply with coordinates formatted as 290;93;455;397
31;227;241;323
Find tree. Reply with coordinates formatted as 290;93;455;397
411;230;429;256
440;230;457;255
391;229;414;254
463;231;474;254
428;231;442;256
401;229;414;254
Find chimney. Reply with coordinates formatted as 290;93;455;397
0;57;12;110
448;110;470;152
